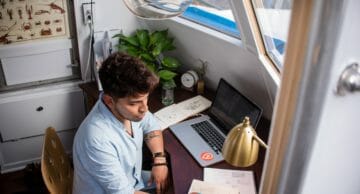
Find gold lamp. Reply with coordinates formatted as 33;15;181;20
222;116;268;167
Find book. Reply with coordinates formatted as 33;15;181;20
154;95;212;130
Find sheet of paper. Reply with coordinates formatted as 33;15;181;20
177;95;212;116
154;103;183;130
204;168;256;194
154;95;211;130
188;179;239;194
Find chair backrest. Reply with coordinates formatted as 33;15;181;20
41;127;73;194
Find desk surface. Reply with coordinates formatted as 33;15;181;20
79;82;270;194
163;119;269;194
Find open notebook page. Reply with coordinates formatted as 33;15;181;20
154;95;211;130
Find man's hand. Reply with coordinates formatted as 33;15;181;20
148;162;168;194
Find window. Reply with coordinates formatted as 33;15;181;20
182;0;241;38
251;0;293;69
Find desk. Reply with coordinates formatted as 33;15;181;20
79;82;270;194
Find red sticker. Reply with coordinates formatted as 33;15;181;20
200;152;214;161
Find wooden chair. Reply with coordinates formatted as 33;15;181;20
41;127;73;194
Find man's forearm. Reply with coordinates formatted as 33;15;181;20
144;130;165;154
144;130;169;193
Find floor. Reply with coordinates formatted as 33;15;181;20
0;163;48;194
0;161;173;194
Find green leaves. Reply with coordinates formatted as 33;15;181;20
158;70;177;81
116;33;139;47
162;56;181;70
116;33;140;56
150;30;168;47
149;29;176;56
139;53;154;62
146;62;157;73
136;29;150;49
113;29;181;85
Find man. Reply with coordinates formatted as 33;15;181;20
73;52;168;194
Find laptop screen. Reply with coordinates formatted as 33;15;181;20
209;79;263;135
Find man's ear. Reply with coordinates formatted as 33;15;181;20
102;94;114;107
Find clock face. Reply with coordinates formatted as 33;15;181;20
181;70;199;88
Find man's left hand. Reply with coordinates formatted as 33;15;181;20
149;164;168;194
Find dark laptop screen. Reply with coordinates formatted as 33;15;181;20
209;79;263;135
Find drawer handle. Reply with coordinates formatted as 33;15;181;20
36;106;44;112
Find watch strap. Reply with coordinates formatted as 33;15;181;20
152;152;166;158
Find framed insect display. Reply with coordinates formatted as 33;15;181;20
0;0;69;45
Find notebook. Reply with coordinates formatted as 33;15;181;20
169;78;263;167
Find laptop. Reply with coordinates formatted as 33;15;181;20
169;78;263;167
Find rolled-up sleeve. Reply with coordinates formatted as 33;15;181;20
142;112;161;134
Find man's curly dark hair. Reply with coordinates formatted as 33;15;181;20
99;52;159;98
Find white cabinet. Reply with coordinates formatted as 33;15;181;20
0;39;77;87
0;39;74;86
2;49;73;86
0;129;75;173
0;87;84;141
0;2;84;174
0;84;85;173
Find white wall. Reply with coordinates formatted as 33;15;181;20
74;0;278;120
73;0;141;81
140;18;277;119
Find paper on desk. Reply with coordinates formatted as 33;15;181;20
188;179;239;194
204;168;256;194
154;95;211;130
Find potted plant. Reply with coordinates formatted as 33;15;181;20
114;29;181;105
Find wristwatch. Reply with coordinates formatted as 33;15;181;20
152;152;166;158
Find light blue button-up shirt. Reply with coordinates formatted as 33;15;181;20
72;96;160;194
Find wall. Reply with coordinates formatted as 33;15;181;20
141;18;277;119
75;0;278;120
73;0;141;81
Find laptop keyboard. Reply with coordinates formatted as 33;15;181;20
191;121;225;155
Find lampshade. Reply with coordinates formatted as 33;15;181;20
222;117;268;167
122;0;192;19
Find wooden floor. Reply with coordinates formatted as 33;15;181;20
0;163;48;194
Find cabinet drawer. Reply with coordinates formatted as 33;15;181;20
0;89;85;141
1;49;73;86
0;129;75;173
